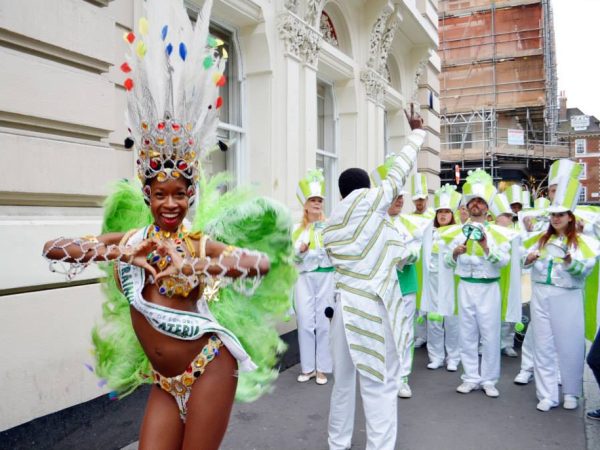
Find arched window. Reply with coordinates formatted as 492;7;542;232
320;11;338;48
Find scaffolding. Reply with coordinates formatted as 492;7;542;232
438;0;568;186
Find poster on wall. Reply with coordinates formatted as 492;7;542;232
507;129;525;145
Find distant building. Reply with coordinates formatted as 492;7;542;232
558;94;600;205
438;0;570;190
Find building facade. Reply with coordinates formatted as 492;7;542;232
438;0;569;188
558;97;600;205
0;0;439;432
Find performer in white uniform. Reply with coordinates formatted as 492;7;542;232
523;170;599;412
372;164;430;398
408;173;434;349
325;113;425;450
441;170;511;398
419;184;462;372
490;192;523;360
515;159;581;385
500;185;526;358
293;169;333;385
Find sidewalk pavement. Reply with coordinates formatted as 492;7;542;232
123;347;595;449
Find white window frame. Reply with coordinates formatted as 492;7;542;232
578;185;587;203
575;138;587;155
187;5;247;185
579;162;587;179
316;79;339;215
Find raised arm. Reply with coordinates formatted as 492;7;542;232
377;108;426;213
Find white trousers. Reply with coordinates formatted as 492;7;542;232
458;280;501;386
501;322;515;350
328;299;400;450
295;271;333;373
531;284;585;405
399;293;416;378
520;322;534;372
426;272;460;365
415;313;427;343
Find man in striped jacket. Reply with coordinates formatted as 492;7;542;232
323;113;424;450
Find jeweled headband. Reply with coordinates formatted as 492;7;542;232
121;0;227;204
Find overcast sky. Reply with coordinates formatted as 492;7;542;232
553;0;600;118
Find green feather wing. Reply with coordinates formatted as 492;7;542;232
193;174;297;402
93;180;153;397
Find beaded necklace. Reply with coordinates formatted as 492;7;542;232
146;224;199;297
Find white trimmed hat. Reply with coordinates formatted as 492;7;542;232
434;184;462;212
410;173;428;200
297;169;325;205
548;159;582;186
547;176;581;213
505;184;523;206
489;192;513;218
461;169;497;207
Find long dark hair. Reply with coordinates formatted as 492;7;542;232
538;211;578;250
434;210;456;229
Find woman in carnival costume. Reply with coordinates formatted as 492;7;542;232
43;1;294;448
292;169;333;385
523;164;599;412
419;184;462;372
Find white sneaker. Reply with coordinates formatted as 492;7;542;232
502;347;518;358
398;381;412;398
446;362;459;372
482;384;499;398
537;399;556;412
514;370;533;385
414;338;427;348
563;395;578;410
297;371;316;383
427;361;443;370
456;382;479;394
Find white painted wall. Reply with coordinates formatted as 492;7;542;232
0;0;439;430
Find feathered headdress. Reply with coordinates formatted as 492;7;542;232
121;0;227;204
434;183;462;212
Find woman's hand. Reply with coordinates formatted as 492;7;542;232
525;250;540;266
299;242;309;254
453;244;467;261
563;253;572;265
153;238;187;283
127;239;158;280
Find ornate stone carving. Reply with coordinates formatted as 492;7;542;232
278;11;322;67
412;55;429;101
377;13;400;75
278;12;304;59
360;68;387;106
320;11;338;47
284;0;299;14
306;0;327;28
366;5;393;72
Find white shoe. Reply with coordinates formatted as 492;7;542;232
482;384;499;398
398;381;412;398
446;362;459;372
502;347;518;358
537;399;556;412
315;372;328;385
514;370;533;385
456;382;479;394
427;361;443;370
297;371;316;383
563;395;578;410
414;338;427;348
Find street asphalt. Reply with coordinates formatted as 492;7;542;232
123;346;592;450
